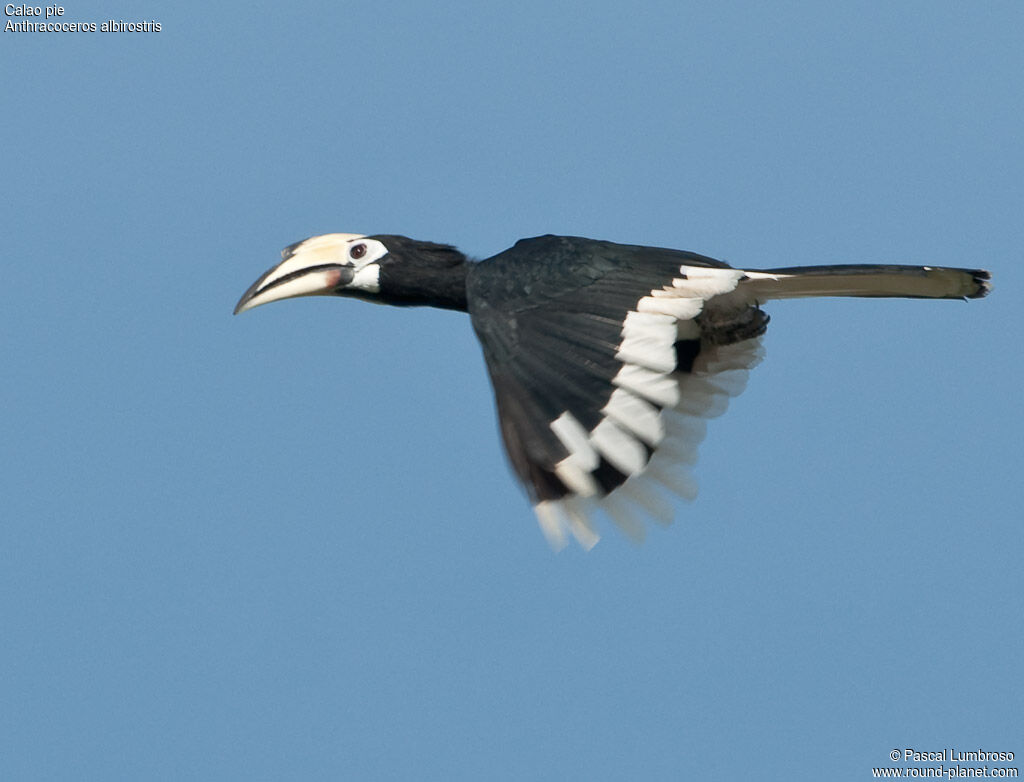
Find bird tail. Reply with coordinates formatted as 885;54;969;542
739;265;991;302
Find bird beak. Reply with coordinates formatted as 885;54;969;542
233;233;362;315
233;263;352;315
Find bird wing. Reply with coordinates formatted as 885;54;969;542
467;236;766;549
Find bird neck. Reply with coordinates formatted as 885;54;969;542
379;256;470;312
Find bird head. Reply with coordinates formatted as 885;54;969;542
234;232;469;314
233;233;389;314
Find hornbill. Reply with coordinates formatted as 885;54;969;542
235;233;990;549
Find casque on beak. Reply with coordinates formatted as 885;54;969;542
233;233;367;315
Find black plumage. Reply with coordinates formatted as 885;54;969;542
467;237;763;505
235;232;991;548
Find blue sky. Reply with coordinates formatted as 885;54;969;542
2;1;1021;779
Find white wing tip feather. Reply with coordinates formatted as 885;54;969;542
534;500;601;551
534;501;570;551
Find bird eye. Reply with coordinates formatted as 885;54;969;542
350;243;367;260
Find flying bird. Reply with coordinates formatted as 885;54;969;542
235;233;990;549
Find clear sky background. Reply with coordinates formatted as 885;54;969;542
2;2;1021;780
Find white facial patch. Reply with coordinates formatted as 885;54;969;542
340;235;387;294
349;258;382;293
